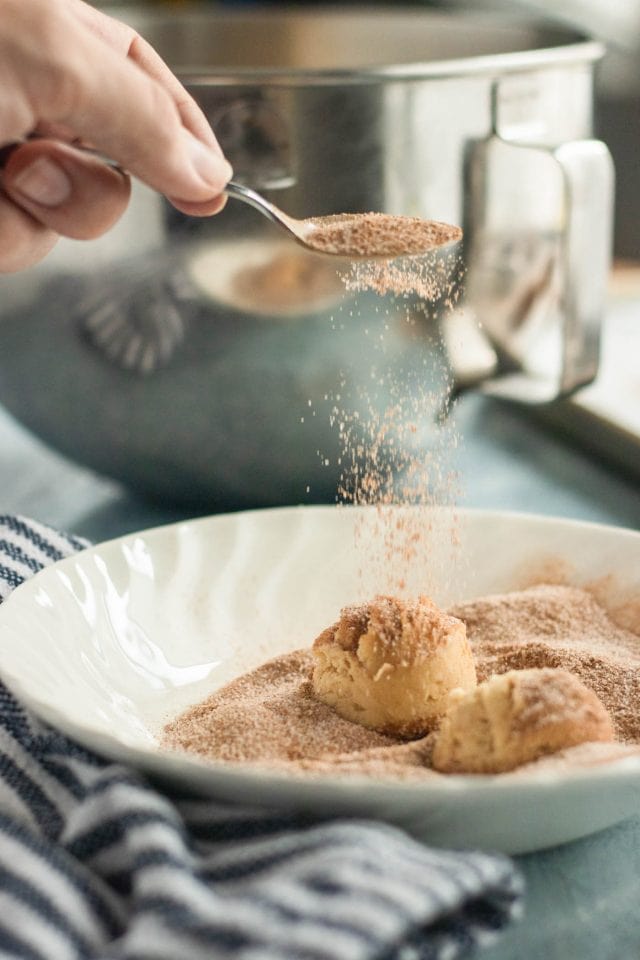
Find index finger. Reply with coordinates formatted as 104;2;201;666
12;1;231;205
67;0;218;149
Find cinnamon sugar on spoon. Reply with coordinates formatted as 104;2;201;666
304;212;462;259
225;181;462;260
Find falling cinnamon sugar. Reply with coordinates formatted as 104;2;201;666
317;236;465;597
161;583;640;777
341;246;463;301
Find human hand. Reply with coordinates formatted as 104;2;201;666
0;0;232;272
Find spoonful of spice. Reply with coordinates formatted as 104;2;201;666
225;181;462;259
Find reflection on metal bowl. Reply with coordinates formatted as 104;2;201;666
0;235;452;508
188;240;348;319
0;5;613;508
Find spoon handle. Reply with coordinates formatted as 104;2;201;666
225;180;297;233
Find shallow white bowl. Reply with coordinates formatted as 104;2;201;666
0;505;639;854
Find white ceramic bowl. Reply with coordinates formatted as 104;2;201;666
0;505;638;854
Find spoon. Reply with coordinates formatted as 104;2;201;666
225;181;463;260
0;139;462;259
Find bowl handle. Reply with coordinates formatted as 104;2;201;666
552;138;614;396
460;94;614;403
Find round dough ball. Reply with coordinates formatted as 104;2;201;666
432;667;615;774
311;594;477;737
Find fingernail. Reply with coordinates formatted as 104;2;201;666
185;132;233;188
10;157;72;207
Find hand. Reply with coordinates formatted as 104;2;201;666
0;0;232;272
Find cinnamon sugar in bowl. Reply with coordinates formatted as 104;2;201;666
0;506;639;854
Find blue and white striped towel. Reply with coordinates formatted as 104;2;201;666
0;515;524;960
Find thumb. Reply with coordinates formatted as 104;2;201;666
3;140;131;240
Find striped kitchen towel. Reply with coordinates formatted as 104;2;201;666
0;514;524;960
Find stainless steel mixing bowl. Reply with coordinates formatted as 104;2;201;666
0;5;613;508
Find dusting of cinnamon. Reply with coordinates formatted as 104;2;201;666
162;650;401;765
318;242;465;597
164;211;638;780
311;595;476;737
452;583;640;743
161;583;640;778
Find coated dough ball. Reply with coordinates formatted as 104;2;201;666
312;595;477;737
432;667;615;774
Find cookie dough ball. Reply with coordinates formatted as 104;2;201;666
432;667;615;774
312;595;477;737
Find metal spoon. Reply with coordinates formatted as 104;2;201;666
225;181;462;260
1;139;462;259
